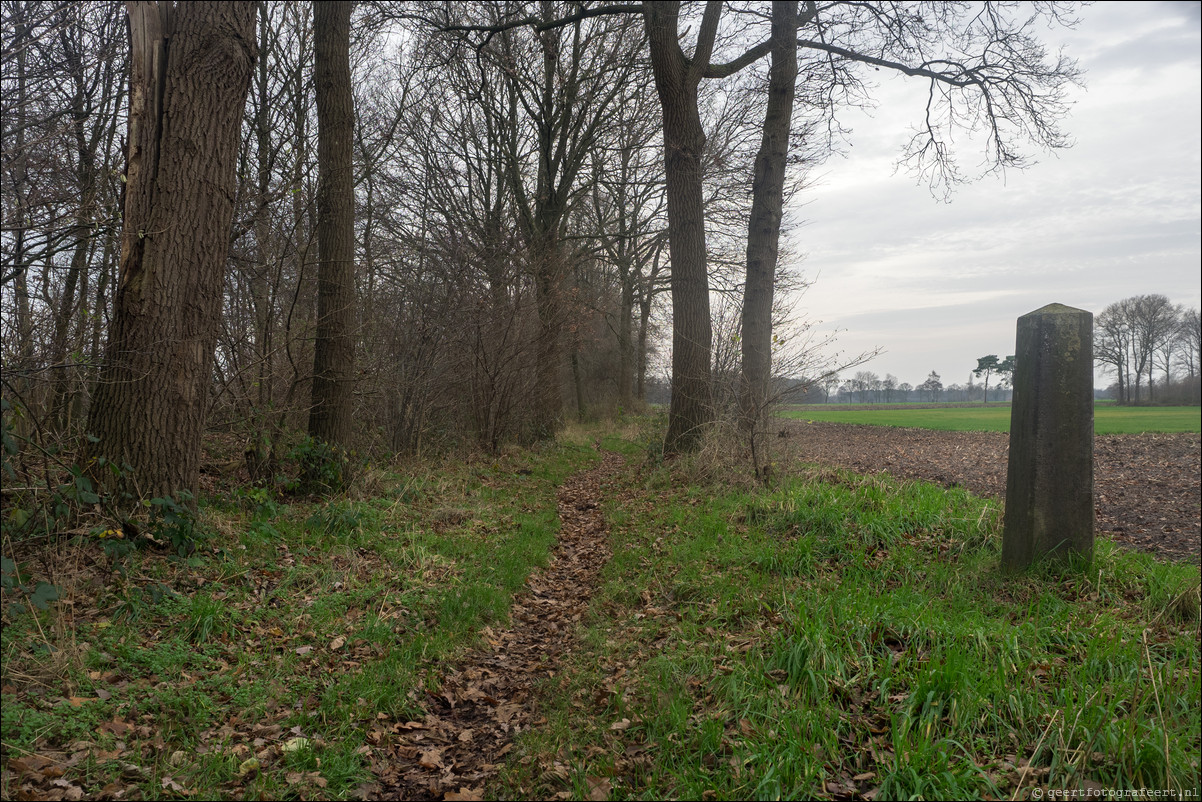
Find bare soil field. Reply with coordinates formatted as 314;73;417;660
778;420;1201;564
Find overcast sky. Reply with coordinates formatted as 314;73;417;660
784;1;1202;390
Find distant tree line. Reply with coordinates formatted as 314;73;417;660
815;369;1016;405
809;295;1202;407
1095;295;1200;405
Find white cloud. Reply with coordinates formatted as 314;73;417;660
786;2;1202;388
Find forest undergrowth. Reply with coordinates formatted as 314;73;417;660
1;418;1199;801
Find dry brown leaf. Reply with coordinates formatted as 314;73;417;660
50;779;85;801
418;748;446;770
609;718;632;731
161;775;190;794
586;776;612;801
444;788;484;801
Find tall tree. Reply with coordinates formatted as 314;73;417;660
1096;299;1134;403
1131;294;1177;403
86;1;256;501
641;2;719;452
587;67;667;410
308;0;357;449
738;0;803;461
1180;308;1200;400
974;354;1000;404
919;370;942;402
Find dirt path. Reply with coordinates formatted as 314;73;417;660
778;420;1201;564
371;450;624;800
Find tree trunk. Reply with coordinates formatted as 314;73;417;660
87;1;256;501
530;235;565;440
739;0;798;449
645;2;714;453
10;1;35;435
570;348;585;423
636;299;651;403
51;25;103;433
617;265;635;409
308;0;356;448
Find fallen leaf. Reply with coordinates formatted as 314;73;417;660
295;645;313;655
50;780;84;801
282;737;311;754
609;718;632;731
236;758;260;778
9;755;56;774
330;636;346;650
444;788;484;801
161;775;191;794
586;776;612;801
418;748;445;770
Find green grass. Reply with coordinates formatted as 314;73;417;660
780;404;1201;434
5;418;1198;801
0;439;597;801
498;447;1201;801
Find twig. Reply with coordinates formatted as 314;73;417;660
1141;629;1172;791
1011;709;1059;801
0;740;71;764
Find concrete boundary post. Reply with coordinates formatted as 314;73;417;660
1002;303;1094;570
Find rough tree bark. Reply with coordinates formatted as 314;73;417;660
644;1;716;454
87;0;256;501
739;0;799;462
308;0;357;449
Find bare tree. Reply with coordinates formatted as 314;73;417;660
587;72;668;410
1096;299;1133;403
1180;308;1200;401
2;1;126;439
431;1;1082;453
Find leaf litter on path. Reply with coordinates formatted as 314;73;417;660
372;450;625;800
